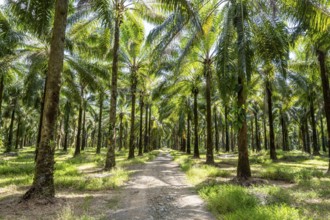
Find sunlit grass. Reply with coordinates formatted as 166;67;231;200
170;149;330;220
0;146;159;193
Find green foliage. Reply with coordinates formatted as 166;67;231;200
224;204;301;220
261;167;325;183
200;185;259;215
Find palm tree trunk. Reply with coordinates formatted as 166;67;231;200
81;101;86;151
144;104;149;153
148;104;152;151
266;80;277;160
310;97;319;155
187;111;191;154
205;62;214;165
214;106;219;152
118;113;124;151
225;105;230;152
128;74;137;159
63;102;70;151
320;115;327;152
316;50;330;173
0;74;4;125
15;117;21;150
6;103;16;153
235;2;251;178
254;112;261;151
105;2;122;170
251;119;254;152
74;101;83;157
263;113;268;150
96;94;103;154
305;116;311;154
138;94;144;156
193;89;199;158
35;76;47;161
22;0;68;201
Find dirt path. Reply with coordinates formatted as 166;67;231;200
108;152;215;220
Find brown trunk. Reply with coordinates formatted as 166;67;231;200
118;113;124;151
310;97;319;155
214;106;219;152
128;73;137;159
35;76;47;161
266;80;277;160
74;88;84;157
235;5;251;178
15;117;21;150
193;89;200;158
81;100;87;151
23;0;68;200
144;104;149;153
6;101;16;153
148;104;152;151
205;61;214;165
105;2;121;170
187;111;191;154
254;112;261;151
320;115;327;152
316;50;330;173
138;94;144;156
96;94;103;154
237;76;251;178
225;105;230;152
0;75;4;125
63;101;70;151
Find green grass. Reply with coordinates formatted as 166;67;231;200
171;149;330;220
0;147;159;193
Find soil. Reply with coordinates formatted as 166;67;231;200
108;152;215;220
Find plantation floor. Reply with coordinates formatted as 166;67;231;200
108;152;215;220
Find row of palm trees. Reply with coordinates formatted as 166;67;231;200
0;0;330;201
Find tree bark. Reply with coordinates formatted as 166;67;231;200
0;74;4;125
96;94;103;154
128;73;137;159
187;111;191;154
224;105;230;152
193;89;200;158
6;101;16;153
320;115;327;152
15;116;21;150
138;94;144;156
214;106;219;152
310;97;319;155
235;3;251;178
35;76;47;161
81;99;87;151
316;49;330;173
105;1;122;170
22;0;68;201
254;112;261;151
74;88;84;157
144;104;149;153
266;80;277;160
205;61;214;165
63;101;70;151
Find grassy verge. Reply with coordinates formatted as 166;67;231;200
0;147;159;194
170;149;330;220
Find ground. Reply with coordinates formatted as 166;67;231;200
109;152;214;220
0;147;329;219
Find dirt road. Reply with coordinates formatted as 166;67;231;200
108;152;215;220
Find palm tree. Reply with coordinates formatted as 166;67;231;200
23;0;69;201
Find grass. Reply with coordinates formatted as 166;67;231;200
170;149;330;220
0;146;159;194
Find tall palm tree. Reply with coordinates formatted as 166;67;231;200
23;0;69;201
